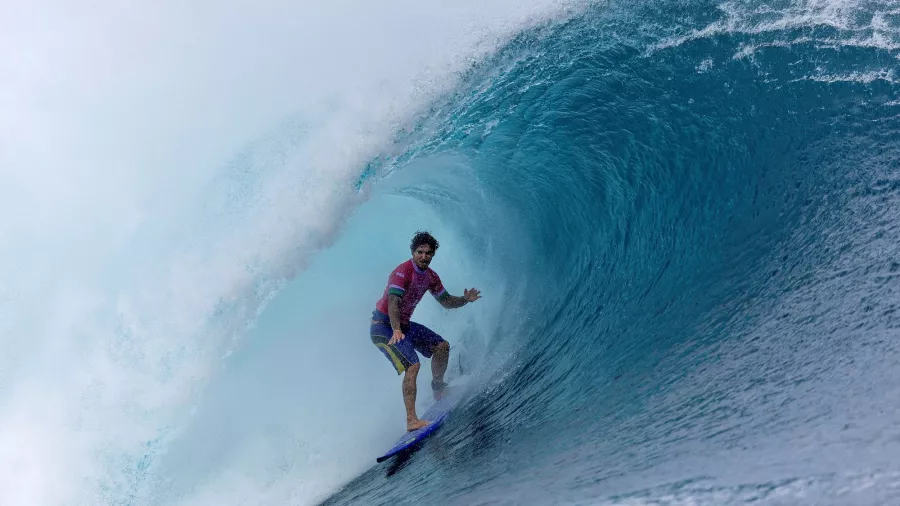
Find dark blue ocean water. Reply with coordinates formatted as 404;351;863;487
8;1;900;505
318;1;900;504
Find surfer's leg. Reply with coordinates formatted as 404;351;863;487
403;363;428;431
407;321;450;400
430;341;450;399
371;314;428;431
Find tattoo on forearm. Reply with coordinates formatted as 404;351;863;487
388;295;402;331
443;295;468;309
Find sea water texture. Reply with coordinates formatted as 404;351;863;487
2;0;899;505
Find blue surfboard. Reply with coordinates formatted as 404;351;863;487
376;387;461;463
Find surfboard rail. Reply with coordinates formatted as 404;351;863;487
376;388;459;463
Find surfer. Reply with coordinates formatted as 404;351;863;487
370;231;481;431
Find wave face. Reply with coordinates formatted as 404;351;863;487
317;1;900;505
3;0;900;505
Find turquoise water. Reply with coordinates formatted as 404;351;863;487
3;1;899;505
318;2;900;505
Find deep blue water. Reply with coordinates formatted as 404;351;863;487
10;1;900;505
317;1;900;504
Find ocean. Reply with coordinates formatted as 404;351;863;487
1;1;899;505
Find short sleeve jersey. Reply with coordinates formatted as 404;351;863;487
375;259;447;324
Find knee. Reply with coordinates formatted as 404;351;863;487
405;362;421;377
434;341;450;355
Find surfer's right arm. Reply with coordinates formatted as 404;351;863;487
387;294;405;344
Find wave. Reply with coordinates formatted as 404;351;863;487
318;0;900;505
2;0;899;505
0;1;578;505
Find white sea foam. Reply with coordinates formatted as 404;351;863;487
650;0;900;57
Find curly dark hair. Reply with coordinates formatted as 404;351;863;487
410;231;440;253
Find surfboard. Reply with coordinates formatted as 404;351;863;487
376;386;461;463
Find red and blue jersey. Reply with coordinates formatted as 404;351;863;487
375;259;448;324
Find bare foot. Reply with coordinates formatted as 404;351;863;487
406;418;429;432
432;380;447;401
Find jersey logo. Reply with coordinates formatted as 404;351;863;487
395;271;405;277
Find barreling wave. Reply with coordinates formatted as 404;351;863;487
320;0;900;504
3;0;898;505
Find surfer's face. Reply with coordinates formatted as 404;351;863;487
413;245;435;270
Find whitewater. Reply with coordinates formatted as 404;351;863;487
2;0;900;505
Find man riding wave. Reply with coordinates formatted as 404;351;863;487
370;231;481;431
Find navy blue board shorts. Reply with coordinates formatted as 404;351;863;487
370;310;446;374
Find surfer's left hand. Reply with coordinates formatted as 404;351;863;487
464;288;481;302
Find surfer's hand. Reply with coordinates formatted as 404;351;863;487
388;329;405;345
464;288;481;302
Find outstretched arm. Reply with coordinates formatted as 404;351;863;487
439;288;481;309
